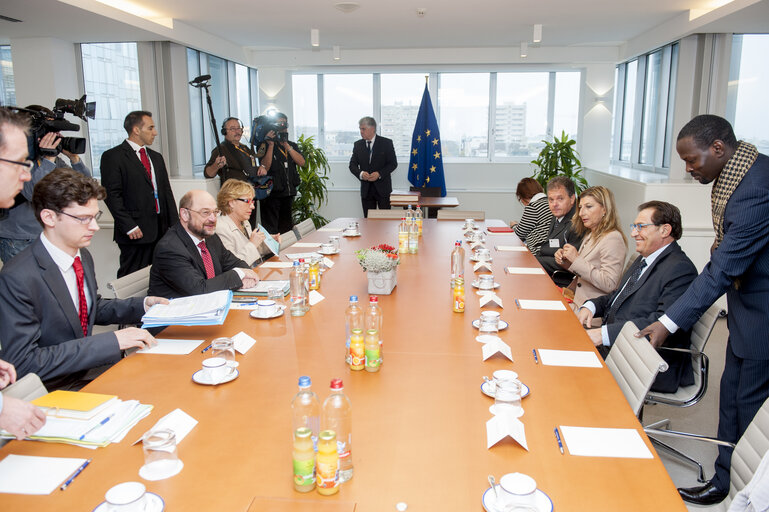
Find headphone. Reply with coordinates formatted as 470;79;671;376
221;117;244;136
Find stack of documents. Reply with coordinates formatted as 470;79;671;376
0;391;153;448
234;280;290;301
142;290;233;327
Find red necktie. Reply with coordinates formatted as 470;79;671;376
139;147;152;181
72;256;88;337
198;241;216;279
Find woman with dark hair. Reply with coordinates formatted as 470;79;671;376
512;177;553;255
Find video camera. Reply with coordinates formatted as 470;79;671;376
17;95;96;159
250;114;288;149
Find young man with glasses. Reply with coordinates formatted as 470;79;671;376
0;168;165;391
148;189;259;299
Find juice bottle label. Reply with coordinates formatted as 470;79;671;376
337;440;351;460
293;458;315;486
309;271;319;290
453;293;465;312
365;347;381;368
350;343;365;370
316;461;339;488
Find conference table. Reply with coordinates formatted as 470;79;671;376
0;218;686;511
389;195;460;217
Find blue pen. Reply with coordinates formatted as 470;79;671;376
515;298;521;309
554;427;564;454
201;343;213;353
60;459;91;490
79;415;114;441
532;349;539;364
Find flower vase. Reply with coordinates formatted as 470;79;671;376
367;268;397;295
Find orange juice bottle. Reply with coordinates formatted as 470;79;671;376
316;430;339;495
293;427;315;492
453;277;465;313
308;259;320;291
349;329;365;370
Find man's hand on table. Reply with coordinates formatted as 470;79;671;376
241;268;260;289
115;327;157;351
0;396;46;440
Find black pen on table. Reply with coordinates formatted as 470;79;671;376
201;343;213;353
60;459;91;490
554;427;564;454
532;349;539;364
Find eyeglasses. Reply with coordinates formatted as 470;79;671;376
56;209;103;225
630;223;660;232
0;157;34;172
184;207;220;218
236;197;254;204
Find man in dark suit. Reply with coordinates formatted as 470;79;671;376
535;176;583;280
578;200;698;392
0;168;162;390
349;116;397;218
101;110;178;278
149;189;259;299
639;116;769;505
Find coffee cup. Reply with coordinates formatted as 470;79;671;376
475;247;491;261
478;274;495;289
104;481;147;511
499;472;538;511
202;357;229;383
256;299;278;317
320;242;334;253
487;369;518;393
478;310;501;335
329;236;341;251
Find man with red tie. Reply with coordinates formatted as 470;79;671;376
101;111;178;277
0;168;164;390
148;190;259;299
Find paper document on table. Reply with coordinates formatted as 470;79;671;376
505;267;546;275
137;339;203;355
257;224;279;256
260;261;293;269
538;349;603;368
318;227;344;232
232;331;257;354
560;426;653;458
285;252;321;260
517;299;566;311
0;455;88;495
309;290;325;306
142;290;232;327
495;245;528;252
136;409;197;446
292;242;321;248
486;414;527;450
482;338;513;361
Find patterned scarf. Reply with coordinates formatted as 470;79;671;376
711;141;758;249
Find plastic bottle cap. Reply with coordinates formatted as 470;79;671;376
293;261;300;267
298;376;311;388
369;296;378;303
396;503;408;511
330;378;343;390
350;295;358;302
299;258;305;263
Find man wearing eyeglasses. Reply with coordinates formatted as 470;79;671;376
577;201;698;393
101;110;178;278
148;189;259;299
0;168;165;391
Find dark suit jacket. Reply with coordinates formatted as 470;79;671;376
0;238;144;388
101;140;178;245
148;222;250;299
535;202;584;275
591;242;698;392
349;136;397;198
666;153;769;360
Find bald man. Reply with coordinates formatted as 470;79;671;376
148;190;259;298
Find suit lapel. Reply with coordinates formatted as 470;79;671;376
122;141;152;187
81;250;99;329
32;240;84;338
175;224;207;275
611;243;676;311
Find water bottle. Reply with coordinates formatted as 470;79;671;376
322;378;353;483
408;217;419;254
450;240;465;287
290;261;308;316
344;296;364;366
414;207;423;236
398;218;408;254
405;205;414;223
364;295;382;371
291;376;320;447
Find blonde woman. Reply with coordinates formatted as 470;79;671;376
555;186;627;307
216;179;279;266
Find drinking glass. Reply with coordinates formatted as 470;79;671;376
267;286;284;304
140;428;182;481
494;379;522;411
479;311;500;336
211;337;236;367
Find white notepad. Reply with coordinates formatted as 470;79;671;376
495;246;528;252
537;349;603;368
137;339;203;355
0;455;88;494
560;426;653;458
517;299;567;311
259;262;293;269
505;267;545;275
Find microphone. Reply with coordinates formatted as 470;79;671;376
188;74;211;86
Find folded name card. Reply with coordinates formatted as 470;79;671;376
504;267;545;275
260;262;293;269
136;408;197;446
232;331;257;354
473;261;493;272
479;292;503;308
292;242;322;248
470;241;485;250
322;257;335;268
309;290;325;306
481;337;513;361
317;227;344;232
486;413;527;450
495;245;528;252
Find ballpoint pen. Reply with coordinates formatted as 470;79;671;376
79;414;114;441
201;344;213;353
532;349;539;364
554;427;564;454
514;298;521;309
60;459;91;490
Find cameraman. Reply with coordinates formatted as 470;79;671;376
0;128;91;263
258;112;304;235
203;117;259;228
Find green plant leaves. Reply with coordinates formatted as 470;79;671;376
292;134;331;228
530;131;589;194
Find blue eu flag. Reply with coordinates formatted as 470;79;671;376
408;84;446;196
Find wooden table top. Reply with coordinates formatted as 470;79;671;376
0;218;686;511
389;196;459;208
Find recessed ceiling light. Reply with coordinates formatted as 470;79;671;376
334;2;360;13
520;42;528;58
533;24;542;43
311;28;319;47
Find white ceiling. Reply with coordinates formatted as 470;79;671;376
1;0;767;53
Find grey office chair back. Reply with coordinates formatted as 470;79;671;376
279;230;298;250
606;321;669;416
726;396;769;506
293;218;316;239
437;210;485;220
367;210;407;219
106;265;151;299
1;373;47;402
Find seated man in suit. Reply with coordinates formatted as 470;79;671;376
534;176;583;282
149;190;259;298
577;200;698;392
0;168;162;390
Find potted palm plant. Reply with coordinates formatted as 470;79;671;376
292;134;331;228
530;131;588;194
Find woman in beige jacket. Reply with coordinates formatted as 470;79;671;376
555;186;627;307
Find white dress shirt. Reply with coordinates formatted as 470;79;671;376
125;139;159;235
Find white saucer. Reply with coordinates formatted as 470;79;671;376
139;459;184;481
192;368;239;385
470;256;492;263
489;404;524;418
472;319;509;330
472;281;500;289
318;248;340;255
343;231;361;237
249;305;286;319
481;380;531;398
482;486;553;512
93;492;165;512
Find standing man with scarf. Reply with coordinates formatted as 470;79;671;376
638;115;769;505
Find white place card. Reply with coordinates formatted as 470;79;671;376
284;252;321;260
473;261;493;272
136;409;197;446
259;262;293;269
232;331;257;354
517;299;566;311
486;414;528;450
137;339;204;355
479;292;503;308
505;267;546;275
317;227;344;232
470;241;485;250
537;349;602;368
0;455;89;495
322;257;335;268
560;426;653;458
292;242;322;248
482;337;513;361
309;290;325;306
495;245;528;252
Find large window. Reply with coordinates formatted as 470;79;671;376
0;46;15;107
611;42;678;173
187;48;259;175
292;70;581;161
81;42;142;176
727;34;769;154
